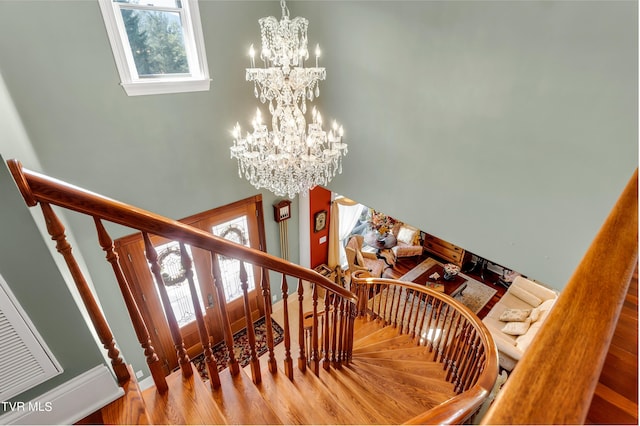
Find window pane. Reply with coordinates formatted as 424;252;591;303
212;216;256;303
120;8;189;77
115;0;182;8
153;241;204;327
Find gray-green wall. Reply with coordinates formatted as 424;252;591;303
0;157;106;406
0;0;636;382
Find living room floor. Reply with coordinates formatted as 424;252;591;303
385;254;508;320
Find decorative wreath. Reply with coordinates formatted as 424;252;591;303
158;246;187;286
216;225;249;261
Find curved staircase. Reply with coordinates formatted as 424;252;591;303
108;316;461;425
7;160;498;425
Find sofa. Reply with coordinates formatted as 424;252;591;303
482;276;558;372
391;224;423;260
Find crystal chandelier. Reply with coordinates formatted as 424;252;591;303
230;0;347;199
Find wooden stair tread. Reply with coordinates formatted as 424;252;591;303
142;368;226;425
347;360;455;403
101;366;150;425
353;333;419;353
284;365;378;424
587;382;639;425
352;317;386;341
350;356;450;378
212;369;282;425
245;358;338;425
335;361;452;417
353;324;411;346
314;365;414;424
353;345;431;360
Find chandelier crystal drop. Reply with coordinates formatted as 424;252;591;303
230;0;347;199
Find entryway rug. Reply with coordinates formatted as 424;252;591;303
192;316;284;380
401;258;497;314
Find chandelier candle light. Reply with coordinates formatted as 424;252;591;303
230;0;347;198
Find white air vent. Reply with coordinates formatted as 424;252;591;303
0;273;62;401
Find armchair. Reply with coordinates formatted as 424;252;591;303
391;224;423;260
345;235;388;278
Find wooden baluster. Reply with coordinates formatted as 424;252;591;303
336;298;345;368
260;268;277;374
390;285;399;327
382;285;396;326
398;288;411;335
39;203;129;384
239;261;261;384
446;321;470;383
453;326;475;390
417;294;430;344
432;304;450;362
466;349;485;391
455;330;479;394
440;306;457;362
280;274;293;379
442;312;463;369
310;283;320;375
376;283;385;322
94;218;166;392
462;342;482;392
179;242;220;389
322;290;331;371
331;294;339;367
424;299;441;351
462;342;483;392
457;332;481;393
142;233;192;378
341;302;350;365
360;283;369;317
411;292;424;340
210;253;240;376
297;279;307;372
346;302;356;364
405;290;417;336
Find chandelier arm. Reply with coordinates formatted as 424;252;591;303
280;0;289;18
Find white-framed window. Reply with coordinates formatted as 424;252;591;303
98;0;210;96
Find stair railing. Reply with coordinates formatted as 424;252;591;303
7;159;358;393
481;169;638;424
351;272;499;424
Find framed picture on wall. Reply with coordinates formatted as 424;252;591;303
314;210;327;233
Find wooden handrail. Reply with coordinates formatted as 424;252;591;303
7;159;355;303
482;169;638;425
351;273;499;424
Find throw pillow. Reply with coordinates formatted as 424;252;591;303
499;308;531;322
501;318;532;336
509;285;543;308
530;298;556;322
397;226;417;245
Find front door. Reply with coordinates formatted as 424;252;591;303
115;195;267;374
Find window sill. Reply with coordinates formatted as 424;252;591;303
121;77;211;96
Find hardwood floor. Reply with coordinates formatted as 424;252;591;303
586;266;638;424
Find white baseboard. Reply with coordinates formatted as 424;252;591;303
0;364;124;425
137;374;156;391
